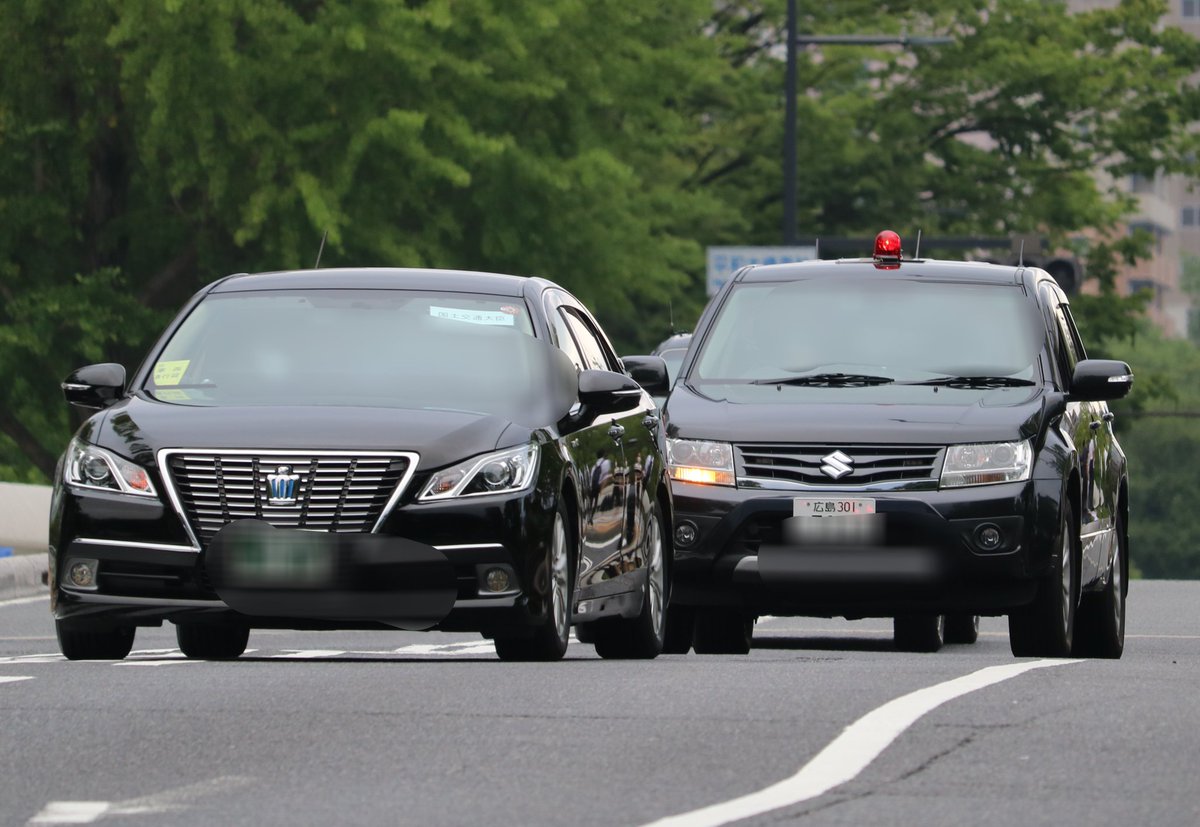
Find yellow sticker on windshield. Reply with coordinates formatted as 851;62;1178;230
153;360;190;386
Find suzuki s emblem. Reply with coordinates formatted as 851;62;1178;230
820;451;854;480
266;465;300;506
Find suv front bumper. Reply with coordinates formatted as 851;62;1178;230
670;477;1063;617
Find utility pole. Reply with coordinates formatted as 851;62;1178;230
781;5;951;245
783;0;798;245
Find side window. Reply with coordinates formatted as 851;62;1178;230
1053;303;1081;387
1058;304;1089;361
548;304;585;372
561;310;612;372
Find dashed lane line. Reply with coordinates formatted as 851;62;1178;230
0;676;34;685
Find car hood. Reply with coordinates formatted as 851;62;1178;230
664;381;1047;445
83;396;528;472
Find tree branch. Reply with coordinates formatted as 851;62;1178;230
0;406;58;480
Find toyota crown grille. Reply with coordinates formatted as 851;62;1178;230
162;450;418;547
736;443;944;488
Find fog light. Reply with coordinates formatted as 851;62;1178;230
976;525;1003;551
68;559;98;589
484;567;512;593
675;522;698;548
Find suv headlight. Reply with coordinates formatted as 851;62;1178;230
63;437;158;497
667;438;735;486
419;444;539;500
940;440;1032;488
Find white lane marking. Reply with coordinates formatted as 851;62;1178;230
642;659;1080;827
27;801;109;824
0;595;49;609
270;650;347;659
28;776;253;825
393;642;498;656
0;676;34;685
0;654;65;665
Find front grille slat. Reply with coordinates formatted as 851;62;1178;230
167;451;413;548
736;443;943;487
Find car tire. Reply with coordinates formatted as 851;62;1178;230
662;605;695;655
56;620;135;661
692;609;752;655
893;614;945;653
1072;512;1126;659
593;500;668;660
175;622;250;659
1009;500;1079;658
495;499;573;662
944;614;981;645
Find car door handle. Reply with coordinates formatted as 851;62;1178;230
1103;411;1116;422
1090;420;1102;431
642;415;659;431
607;423;625;441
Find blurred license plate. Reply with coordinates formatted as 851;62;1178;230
788;498;881;544
227;530;335;588
793;497;875;517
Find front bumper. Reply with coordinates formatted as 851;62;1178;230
50;484;557;635
669;477;1063;617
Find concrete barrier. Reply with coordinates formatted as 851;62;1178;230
0;481;52;598
0;553;48;600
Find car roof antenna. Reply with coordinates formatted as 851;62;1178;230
814;238;820;259
1018;239;1025;268
314;230;328;269
669;299;676;335
914;229;922;260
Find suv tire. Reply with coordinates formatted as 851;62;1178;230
1009;500;1079;657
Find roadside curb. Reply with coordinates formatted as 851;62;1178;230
0;554;49;601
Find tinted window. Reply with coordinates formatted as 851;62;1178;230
146;290;575;420
561;310;612;372
693;279;1044;382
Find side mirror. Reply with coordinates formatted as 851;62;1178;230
1069;359;1133;402
62;363;126;409
579;369;643;414
621;355;670;396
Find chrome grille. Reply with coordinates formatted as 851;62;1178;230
164;451;416;547
736;444;943;488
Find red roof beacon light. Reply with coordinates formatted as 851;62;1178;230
873;230;903;269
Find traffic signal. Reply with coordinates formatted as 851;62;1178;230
1005;237;1081;293
1041;257;1081;294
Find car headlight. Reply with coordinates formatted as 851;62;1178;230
667;438;735;486
63;437;157;497
940;440;1032;488
419;444;539;500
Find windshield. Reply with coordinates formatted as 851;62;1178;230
692;278;1044;385
144;289;572;418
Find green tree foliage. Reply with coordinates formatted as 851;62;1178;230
2;0;1199;484
1107;330;1200;578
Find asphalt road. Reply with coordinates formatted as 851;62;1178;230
1;580;1197;826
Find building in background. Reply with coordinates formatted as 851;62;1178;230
1069;0;1197;337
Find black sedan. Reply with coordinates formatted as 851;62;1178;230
50;268;672;661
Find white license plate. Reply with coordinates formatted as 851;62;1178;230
787;498;882;544
793;497;876;517
228;531;335;588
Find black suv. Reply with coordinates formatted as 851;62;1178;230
657;232;1131;658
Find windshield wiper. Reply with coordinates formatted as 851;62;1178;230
750;373;895;387
905;376;1036;388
